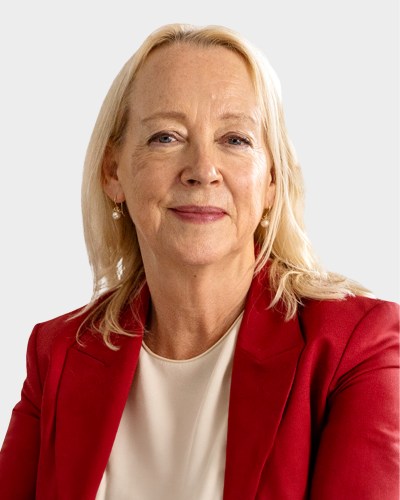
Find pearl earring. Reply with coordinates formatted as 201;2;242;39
260;207;271;228
112;198;124;220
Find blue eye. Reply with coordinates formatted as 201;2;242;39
157;134;173;143
149;132;177;144
227;136;251;146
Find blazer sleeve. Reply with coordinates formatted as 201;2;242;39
310;301;400;499
0;324;42;499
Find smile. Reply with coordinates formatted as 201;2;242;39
170;205;227;223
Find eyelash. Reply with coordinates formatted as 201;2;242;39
225;135;252;147
148;132;178;144
147;132;253;147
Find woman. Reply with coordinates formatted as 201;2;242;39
0;23;398;500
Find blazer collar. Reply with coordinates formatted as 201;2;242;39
53;285;150;499
52;274;304;499
223;271;304;499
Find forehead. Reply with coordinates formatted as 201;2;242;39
128;43;259;118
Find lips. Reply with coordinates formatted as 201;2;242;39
170;205;227;223
172;205;226;214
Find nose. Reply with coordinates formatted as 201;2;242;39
180;145;223;187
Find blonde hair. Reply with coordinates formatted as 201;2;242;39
79;23;372;348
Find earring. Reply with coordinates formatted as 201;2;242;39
260;207;271;228
112;198;124;220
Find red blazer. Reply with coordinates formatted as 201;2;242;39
1;273;399;499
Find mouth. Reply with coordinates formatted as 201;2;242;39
169;205;227;223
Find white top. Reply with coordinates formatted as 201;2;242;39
95;313;243;500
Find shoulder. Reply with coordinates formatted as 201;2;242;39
297;295;399;379
250;270;399;351
14;304;93;389
299;295;399;343
30;304;92;363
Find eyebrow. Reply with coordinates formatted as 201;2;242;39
141;111;257;125
141;111;187;124
218;112;257;125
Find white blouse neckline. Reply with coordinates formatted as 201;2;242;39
141;311;243;364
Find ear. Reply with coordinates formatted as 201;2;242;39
265;166;276;209
102;143;126;203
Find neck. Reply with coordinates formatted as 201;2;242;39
142;253;255;360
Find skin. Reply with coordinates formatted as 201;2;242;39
103;43;275;359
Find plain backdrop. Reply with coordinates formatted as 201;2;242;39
0;0;398;444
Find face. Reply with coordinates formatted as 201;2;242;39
103;43;275;269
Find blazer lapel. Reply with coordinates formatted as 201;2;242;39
223;273;304;499
53;285;150;499
47;274;303;499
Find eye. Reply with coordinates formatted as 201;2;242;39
225;135;252;147
148;132;178;144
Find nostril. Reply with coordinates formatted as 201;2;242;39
180;165;222;186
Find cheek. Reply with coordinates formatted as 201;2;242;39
119;150;156;193
118;153;174;224
234;158;269;214
118;160;153;214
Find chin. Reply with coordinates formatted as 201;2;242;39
160;237;222;264
169;239;250;269
175;250;225;268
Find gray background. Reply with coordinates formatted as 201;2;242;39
0;0;398;443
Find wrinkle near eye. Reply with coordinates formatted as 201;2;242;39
147;131;180;145
226;136;251;147
155;134;174;143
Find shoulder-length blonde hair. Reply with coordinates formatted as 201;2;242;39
79;23;371;348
